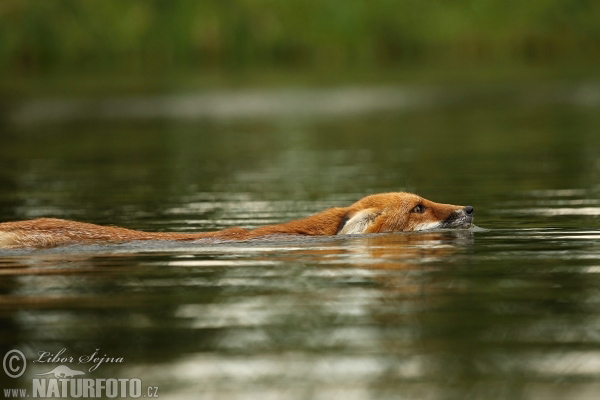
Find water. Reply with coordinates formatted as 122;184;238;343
1;83;600;399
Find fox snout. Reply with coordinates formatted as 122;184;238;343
441;205;474;229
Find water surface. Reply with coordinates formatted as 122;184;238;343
1;83;600;399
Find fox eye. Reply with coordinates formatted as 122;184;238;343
411;204;426;213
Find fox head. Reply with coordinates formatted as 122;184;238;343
336;192;473;234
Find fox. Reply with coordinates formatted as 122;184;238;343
0;192;473;249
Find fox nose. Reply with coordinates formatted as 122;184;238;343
464;206;474;215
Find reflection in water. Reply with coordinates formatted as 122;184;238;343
9;83;600;127
508;207;600;216
2;227;600;399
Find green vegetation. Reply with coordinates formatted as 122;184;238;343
1;0;598;76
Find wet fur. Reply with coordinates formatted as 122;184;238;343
0;192;473;249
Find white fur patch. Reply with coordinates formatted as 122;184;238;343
337;209;380;235
413;222;442;231
0;231;20;249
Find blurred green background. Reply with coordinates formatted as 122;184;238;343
1;0;599;94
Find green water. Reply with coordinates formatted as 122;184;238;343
1;82;600;399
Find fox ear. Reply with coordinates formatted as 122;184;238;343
336;208;382;235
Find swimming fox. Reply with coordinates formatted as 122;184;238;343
0;192;473;249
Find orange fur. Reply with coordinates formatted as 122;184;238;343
0;192;473;249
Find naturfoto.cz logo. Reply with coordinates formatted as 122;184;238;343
2;348;159;399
